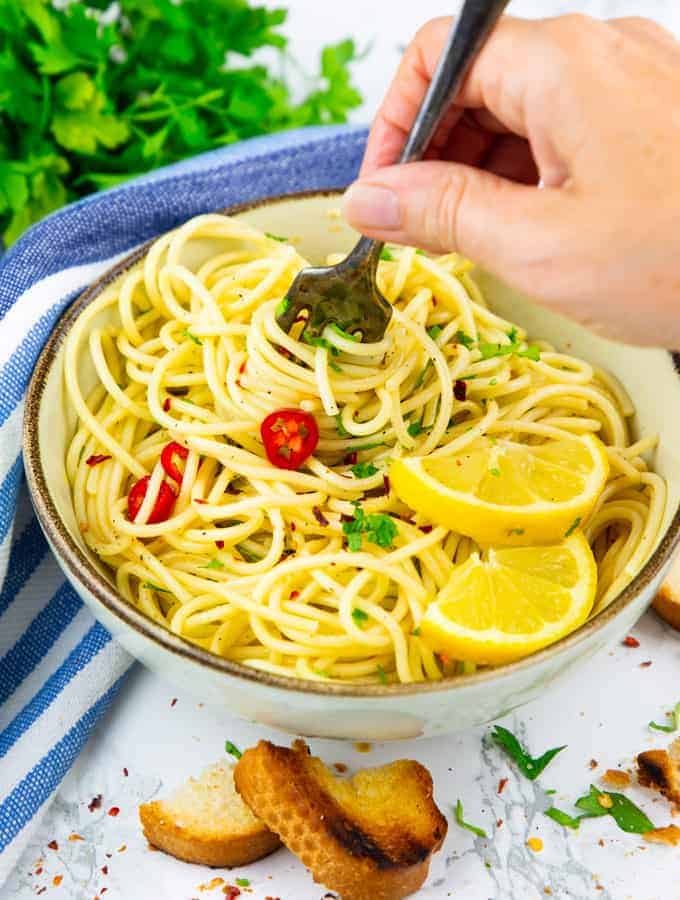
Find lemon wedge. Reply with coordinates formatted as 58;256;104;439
390;434;609;545
420;533;597;664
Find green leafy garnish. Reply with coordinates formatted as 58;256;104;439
411;626;421;636
478;341;541;362
351;607;369;626
329;360;343;373
225;740;242;760
489;467;501;477
351;461;378;479
142;580;170;593
235;879;250;888
376;664;388;684
204;558;225;570
414;359;433;389
235;543;263;563
182;329;202;346
427;325;442;341
491;725;566;780
265;232;287;242
507;528;525;536
407;419;424;437
456;330;475;349
507;326;518;342
276;296;291;317
329;323;359;342
342;505;398;552
380;247;394;261
575;785;654;835
650;700;680;733
454;799;487;838
415;248;426;256
0;2;363;246
335;414;350;437
545;806;582;830
564;517;582;538
303;333;340;355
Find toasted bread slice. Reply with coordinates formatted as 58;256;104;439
139;761;280;867
234;740;447;900
637;737;680;808
653;553;680;631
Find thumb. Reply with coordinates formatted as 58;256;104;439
342;160;565;285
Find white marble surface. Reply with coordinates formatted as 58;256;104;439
6;2;680;898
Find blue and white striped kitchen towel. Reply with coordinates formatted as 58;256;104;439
0;124;367;885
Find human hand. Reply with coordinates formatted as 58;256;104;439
343;15;680;347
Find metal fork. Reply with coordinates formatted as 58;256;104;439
276;0;510;343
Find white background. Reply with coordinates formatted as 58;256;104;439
5;2;680;899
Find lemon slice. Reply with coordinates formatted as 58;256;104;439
420;533;597;665
390;434;609;545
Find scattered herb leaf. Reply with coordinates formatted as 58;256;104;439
181;329;202;346
342;505;397;551
265;232;287;242
456;330;475;349
351;461;378;479
564;517;582;538
649;701;680;733
351;607;369;626
205;558;224;570
491;725;566;781
380;247;394;261
427;325;443;341
142;580;170;593
225;741;242;760
575;785;654;834
329;323;358;342
454;799;487;838
545;807;583;830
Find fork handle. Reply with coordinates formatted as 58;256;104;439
354;0;510;265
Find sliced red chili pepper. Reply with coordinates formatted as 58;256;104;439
127;476;176;523
86;454;111;467
160;441;189;484
260;408;319;470
454;379;467;401
163;397;172;412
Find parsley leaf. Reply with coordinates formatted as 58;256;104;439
204;559;224;570
564;517;582;538
265;232;287;242
303;333;339;355
454;799;487;838
142;580;170;594
335;414;350;437
181;329;202;346
235;543;263;563
427;325;443;341
329;323;359;342
380;247;394;261
235;879;250;888
649;700;680;733
276;296;291;317
225;740;242;760
414;359;433;389
491;725;566;780
478;341;541;362
351;607;369;626
456;330;475;349
351;461;378;479
342;505;398;551
545;806;583;830
407;419;424;437
575;785;654;835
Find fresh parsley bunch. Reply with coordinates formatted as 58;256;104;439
0;0;362;245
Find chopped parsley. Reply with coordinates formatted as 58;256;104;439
408;419;425;437
276;295;291;317
411;626;421;636
335;414;351;437
342;505;398;551
376;664;388;684
235;544;263;563
545;807;582;830
329;360;343;373
380;247;394;261
351;461;378;479
564;517;582;538
575;785;654;834
225;740;243;760
303;333;340;355
454;799;487;838
351;608;369;627
456;330;475;349
427;325;443;341
204;559;225;570
478;341;540;361
235;879;250;887
330;323;359;342
649;700;680;733
142;581;170;593
415;248;426;256
489;467;501;477
181;329;202;346
507;326;518;342
507;528;525;536
491;725;566;781
265;232;287;242
414;359;433;389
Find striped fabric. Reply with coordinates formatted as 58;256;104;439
0;124;367;885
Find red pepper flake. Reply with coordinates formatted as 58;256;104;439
53;875;63;887
223;888;241;900
312;506;329;527
497;777;508;795
107;807;120;817
194;498;207;505
163;397;172;412
623;636;640;648
383;474;390;494
454;379;467;401
419;524;433;534
122;768;128;777
68;834;84;842
170;698;177;707
85;454;111;467
36;889;46;896
290;590;300;600
437;652;451;666
88;794;102;812
238;360;247;375
47;840;58;851
589;759;598;770
35;867;43;875
101;889;108;895
333;763;348;773
101;866;108;875
344;451;358;466
215;540;225;549
496;818;504;828
290;521;296;531
640;660;653;668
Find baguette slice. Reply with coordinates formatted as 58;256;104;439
637;737;680;808
653;553;680;631
234;740;447;900
139;761;281;866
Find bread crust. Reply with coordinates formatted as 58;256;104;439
234;740;447;900
636;737;680;808
653;555;680;631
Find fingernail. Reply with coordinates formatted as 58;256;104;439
343;183;401;229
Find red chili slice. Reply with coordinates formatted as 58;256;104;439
160;442;189;484
260;408;319;470
127;476;176;523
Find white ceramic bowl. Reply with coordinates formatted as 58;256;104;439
23;191;680;740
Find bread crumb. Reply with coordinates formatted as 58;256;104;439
527;837;543;852
643;825;680;846
602;769;631;789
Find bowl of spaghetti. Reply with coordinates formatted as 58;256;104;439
23;190;680;740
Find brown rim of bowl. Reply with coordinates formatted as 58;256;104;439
23;188;680;698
